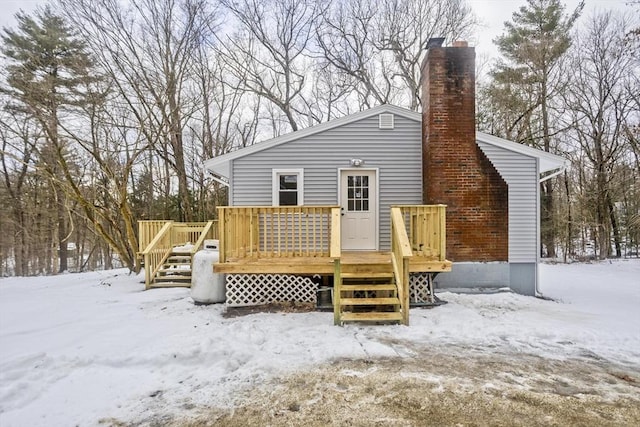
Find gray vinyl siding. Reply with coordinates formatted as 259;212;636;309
231;114;423;250
477;141;538;263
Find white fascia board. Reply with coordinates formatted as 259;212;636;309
202;104;419;179
476;132;569;174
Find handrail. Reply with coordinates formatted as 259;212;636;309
190;220;216;254
140;220;218;289
141;221;173;289
138;220;169;253
141;221;173;255
391;208;413;258
393;205;447;261
391;207;412;326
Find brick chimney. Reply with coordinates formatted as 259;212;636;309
421;40;508;262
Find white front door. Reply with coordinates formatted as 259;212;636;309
340;169;377;250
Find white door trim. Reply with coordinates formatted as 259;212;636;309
337;168;379;251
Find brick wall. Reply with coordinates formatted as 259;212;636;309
421;43;508;262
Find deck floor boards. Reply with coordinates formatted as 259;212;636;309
214;251;451;274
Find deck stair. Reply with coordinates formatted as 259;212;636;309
151;251;193;288
335;252;403;325
140;220;217;290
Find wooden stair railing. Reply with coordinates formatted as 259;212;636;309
336;255;403;325
391;207;412;326
141;221;173;289
140;220;216;289
333;208;412;326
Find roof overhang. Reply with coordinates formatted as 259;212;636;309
203;104;569;182
476;132;569;178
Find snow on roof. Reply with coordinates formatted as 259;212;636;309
204;105;567;179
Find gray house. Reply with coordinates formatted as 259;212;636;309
204;42;567;297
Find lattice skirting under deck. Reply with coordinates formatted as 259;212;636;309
226;274;317;307
410;273;434;304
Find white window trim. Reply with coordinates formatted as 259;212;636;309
272;168;304;206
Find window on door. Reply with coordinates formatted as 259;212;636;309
347;175;370;211
272;169;304;206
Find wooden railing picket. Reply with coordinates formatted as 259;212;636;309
218;206;338;260
393;205;447;262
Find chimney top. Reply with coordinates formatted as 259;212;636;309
425;37;445;49
452;40;469;47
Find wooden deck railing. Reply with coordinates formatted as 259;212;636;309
394;205;447;261
138;220;168;253
141;222;173;289
217;206;340;262
139;220;217;289
390;207;412;326
138;221;219;254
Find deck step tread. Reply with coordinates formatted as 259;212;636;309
155;276;191;282
158;268;191;276
341;312;403;322
149;282;191;288
341;272;393;279
340;297;400;306
340;284;396;291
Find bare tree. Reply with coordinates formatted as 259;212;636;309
563;11;637;258
0;106;41;275
316;0;476;111
217;0;319;134
61;0;218;221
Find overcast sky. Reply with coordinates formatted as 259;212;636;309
0;0;635;64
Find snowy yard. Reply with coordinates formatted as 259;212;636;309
1;260;639;426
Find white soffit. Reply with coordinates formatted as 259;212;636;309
476;132;568;174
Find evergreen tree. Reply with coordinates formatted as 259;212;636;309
1;6;96;272
491;0;583;258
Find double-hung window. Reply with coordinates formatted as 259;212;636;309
272;169;304;206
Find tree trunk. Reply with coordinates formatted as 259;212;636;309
607;194;622;258
563;170;572;262
57;188;68;273
541;181;556;258
540;81;556;258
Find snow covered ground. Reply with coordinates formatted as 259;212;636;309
0;259;639;426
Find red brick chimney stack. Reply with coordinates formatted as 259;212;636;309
421;40;508;262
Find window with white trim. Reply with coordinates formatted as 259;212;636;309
272;169;304;206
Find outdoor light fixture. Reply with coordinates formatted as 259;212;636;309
350;158;364;167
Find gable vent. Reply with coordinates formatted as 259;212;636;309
378;113;394;129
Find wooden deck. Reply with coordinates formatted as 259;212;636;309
214;251;451;275
140;205;451;325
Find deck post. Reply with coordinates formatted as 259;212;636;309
438;204;447;261
333;258;341;325
402;258;410;326
218;207;226;263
